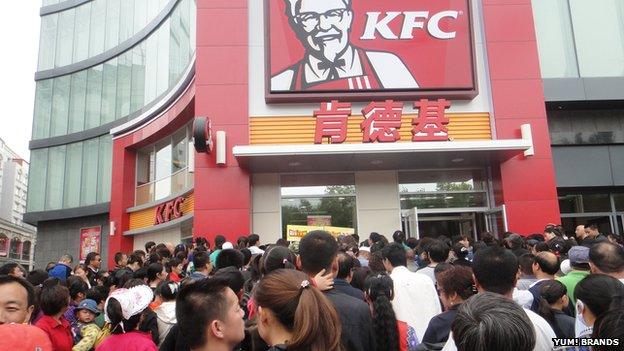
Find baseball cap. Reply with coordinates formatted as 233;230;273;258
0;323;53;350
75;299;100;316
568;246;590;265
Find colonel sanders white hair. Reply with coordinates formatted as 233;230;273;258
284;0;351;17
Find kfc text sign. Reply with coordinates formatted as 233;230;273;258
266;0;476;102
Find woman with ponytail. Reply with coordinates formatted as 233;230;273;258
574;274;624;338
254;269;342;351
95;285;157;351
536;280;575;338
365;274;418;351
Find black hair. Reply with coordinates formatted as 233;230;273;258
434;262;454;277
214;235;226;249
157;246;172;260
84;252;100;267
66;275;88;300
40;278;69;316
365;274;400;351
405;237;418;250
591;308;624;350
275;238;289;247
127;253;143;267
145;241;156;253
428;240;450;263
215;249;244;270
299;230;338;274
114;252;126;265
147;263;164;283
518;253;536;276
262;245;297;274
533;252;560;275
107;297;142;334
175;251;187;262
350;266;371;291
248;234;260;246
537;280;568;338
157;280;180;301
392;230;406;244
193;251;211;271
472;246;518;295
237;236;249;249
27;269;49;287
534;242;550;253
132;267;148;281
86;285;109;305
575;274;624;318
336;252;355;280
240;248;252;266
213;266;245;295
165;258;182;272
368;251;386;274
589;242;624;274
176;277;231;349
0;275;36;307
369;232;382;244
147;252;161;265
381;243;407;268
0;262;23;276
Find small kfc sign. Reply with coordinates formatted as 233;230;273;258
266;0;477;103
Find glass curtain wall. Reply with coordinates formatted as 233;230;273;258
559;191;624;236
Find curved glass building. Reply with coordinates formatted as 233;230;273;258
27;0;196;265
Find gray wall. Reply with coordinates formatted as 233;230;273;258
34;214;110;270
552;145;624;187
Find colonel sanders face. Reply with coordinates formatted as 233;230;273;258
286;0;353;63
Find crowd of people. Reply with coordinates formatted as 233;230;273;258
0;225;623;351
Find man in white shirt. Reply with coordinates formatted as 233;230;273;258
382;243;441;340
442;246;556;351
247;234;265;255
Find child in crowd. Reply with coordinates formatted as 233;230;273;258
71;299;102;351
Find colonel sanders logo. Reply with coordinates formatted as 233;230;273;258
271;0;418;92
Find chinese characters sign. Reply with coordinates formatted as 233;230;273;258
314;99;451;144
266;0;476;102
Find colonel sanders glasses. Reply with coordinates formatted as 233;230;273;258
295;8;350;30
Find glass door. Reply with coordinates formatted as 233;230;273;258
485;205;508;238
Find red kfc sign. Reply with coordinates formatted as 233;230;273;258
155;197;185;225
265;0;476;102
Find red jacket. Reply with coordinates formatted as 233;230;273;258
34;315;73;351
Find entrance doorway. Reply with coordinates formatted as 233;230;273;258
418;214;477;238
402;207;507;240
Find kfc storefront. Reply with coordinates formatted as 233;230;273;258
107;0;560;260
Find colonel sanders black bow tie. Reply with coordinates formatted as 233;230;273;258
318;59;346;80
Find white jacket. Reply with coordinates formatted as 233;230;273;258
155;301;177;346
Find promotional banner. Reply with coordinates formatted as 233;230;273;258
266;0;476;101
307;215;332;226
80;226;101;261
286;225;355;241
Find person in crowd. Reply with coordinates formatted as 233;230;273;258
147;263;167;292
368;251;386;274
365;273;418;351
86;286;108;328
96;285;158;351
298;230;375;351
583;224;609;246
145;241;157;254
516;253;537;290
505;234;530;257
357;246;371;267
248;234;265;255
334;252;365;301
123;279;160;346
154;281;179;346
573;225;588;247
237;236;249;249
450;243;471;268
262;245;297;274
64;276;88;324
34;279;73;351
215;249;245;271
73;264;91;289
557;246;591;309
381;242;441;341
189;251;213;281
210;235;227;264
607;233;623;246
544;226;566;255
417;240;449;284
392;230;408;249
442;246;556;351
532;242;550;255
535;280;575;339
0;275;35;324
0;323;53;350
166;258;184;283
176;278;245;351
591;308;624;350
528;251;560;312
451;292;536;351
422;266;476;347
113;252;128;271
588;242;624;283
84;252;101;287
0;262;25;278
350;266;371;292
255;269;343;351
71;299;101;351
48;254;73;283
574;274;624;338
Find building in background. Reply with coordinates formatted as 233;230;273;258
0;138;36;270
531;0;624;237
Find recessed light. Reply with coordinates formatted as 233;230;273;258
451;158;464;163
370;160;383;165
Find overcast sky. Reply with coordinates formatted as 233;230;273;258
0;2;40;161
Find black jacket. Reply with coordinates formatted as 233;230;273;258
333;279;366;301
324;290;376;351
422;305;458;345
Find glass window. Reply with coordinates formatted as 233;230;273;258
531;0;579;78
85;65;103;129
130;42;146;113
50;75;70;137
144;34;159;103
615;194;624;212
569;0;624;77
38;14;58;71
116;52;132;119
155;138;172;200
281;174;356;196
73;3;91;62
27;149;48;212
400;193;489;210
399;170;486;193
64;142;83;208
118;0;135;43
45;145;66;210
69;71;87;133
81;138;100;206
97;136;112;203
136;147;153;186
22;241;31;261
169;7;182;86
134;0;148;33
559;194;612;213
33;80;53;140
172;128;187;174
55;9;75;67
180;0;192;65
189;0;196;52
104;0;121;51
89;0;107;57
156;20;171;96
100;58;118;125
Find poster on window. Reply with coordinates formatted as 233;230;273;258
287;225;355;241
0;236;7;257
80;226;101;261
307;215;332;226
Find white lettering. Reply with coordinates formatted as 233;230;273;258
361;11;401;40
400;11;429;39
428;11;459;39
